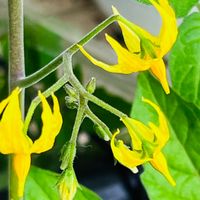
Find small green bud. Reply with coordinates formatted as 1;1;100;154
60;142;76;170
94;124;110;141
64;84;78;98
65;96;78;109
86;77;96;94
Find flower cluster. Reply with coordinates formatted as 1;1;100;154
79;0;178;94
111;98;175;186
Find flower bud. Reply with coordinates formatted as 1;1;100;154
64;84;78;98
65;96;78;109
58;169;78;200
60;142;76;170
86;77;96;94
94;124;110;141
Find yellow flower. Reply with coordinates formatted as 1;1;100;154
0;88;63;197
58;169;78;200
111;98;175;186
79;0;178;94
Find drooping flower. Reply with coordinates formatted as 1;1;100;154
58;169;78;200
0;88;63;197
79;0;178;94
111;98;175;186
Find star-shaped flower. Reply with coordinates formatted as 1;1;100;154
0;88;63;197
79;0;178;94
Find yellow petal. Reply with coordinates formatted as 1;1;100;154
118;21;141;53
13;154;31;197
105;34;151;72
142;98;170;149
121;118;143;150
0;95;10;114
31;92;62;153
111;130;148;168
79;36;150;74
113;6;158;45
150;152;176;186
150;58;170;94
124;117;155;143
0;88;32;154
149;0;178;56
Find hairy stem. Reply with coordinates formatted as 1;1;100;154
85;106;112;139
67;97;86;169
8;0;25;199
69;73;126;118
17;15;118;88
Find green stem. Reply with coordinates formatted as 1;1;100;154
8;0;25;199
23;75;68;133
17;15;118;88
8;0;25;90
69;73;126;118
67;97;86;169
85;106;112;139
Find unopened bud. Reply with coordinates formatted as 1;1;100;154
86;77;96;94
94;124;110;141
57;169;78;200
60;142;76;170
64;84;77;98
65;96;78;109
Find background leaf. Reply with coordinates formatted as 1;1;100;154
25;166;102;200
131;73;200;200
169;12;200;108
135;0;198;18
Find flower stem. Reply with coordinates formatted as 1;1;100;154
85;106;112;139
8;0;25;199
17;15;118;88
67;97;86;169
69;73;126;118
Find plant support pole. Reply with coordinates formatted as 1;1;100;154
8;0;25;199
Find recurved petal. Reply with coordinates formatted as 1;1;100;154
142;98;170;149
111;130;148;169
118;21;141;53
0;88;32;154
149;0;178;56
79;35;150;74
150;152;176;186
0;95;10;114
150;58;170;94
31;92;62;153
13;154;31;197
112;6;158;45
121;118;142;150
105;34;150;72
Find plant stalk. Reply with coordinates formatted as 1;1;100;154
8;0;25;199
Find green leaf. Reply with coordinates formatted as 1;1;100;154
75;185;102;200
169;0;198;17
169;13;200;108
135;0;198;18
131;73;200;200
25;166;102;200
25;166;60;200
